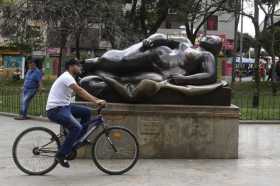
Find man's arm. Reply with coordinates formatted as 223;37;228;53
37;71;44;92
38;80;44;92
70;84;106;106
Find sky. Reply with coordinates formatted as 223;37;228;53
239;14;265;36
238;2;265;36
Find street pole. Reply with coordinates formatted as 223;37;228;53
204;0;208;36
239;0;244;82
232;0;241;83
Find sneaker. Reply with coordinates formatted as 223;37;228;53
55;153;70;168
14;116;29;120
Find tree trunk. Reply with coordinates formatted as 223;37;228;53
232;0;241;83
185;22;196;44
58;31;68;75
253;1;260;107
75;33;81;60
58;46;63;75
253;42;261;108
149;0;168;35
129;0;138;22
270;6;277;96
139;0;148;36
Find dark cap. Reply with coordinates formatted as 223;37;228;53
28;58;39;66
65;59;80;70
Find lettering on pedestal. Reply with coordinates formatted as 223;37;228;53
105;115;127;125
140;120;161;134
139;119;161;145
188;117;214;152
188;117;213;143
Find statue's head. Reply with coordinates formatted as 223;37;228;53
199;35;222;56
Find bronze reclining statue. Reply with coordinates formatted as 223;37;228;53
80;34;231;106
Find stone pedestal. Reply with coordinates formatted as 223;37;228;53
78;103;240;159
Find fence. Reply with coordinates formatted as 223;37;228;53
0;87;280;120
232;92;280;120
0;87;48;117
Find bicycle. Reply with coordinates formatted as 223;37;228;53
12;105;139;176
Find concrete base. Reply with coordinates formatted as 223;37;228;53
78;103;240;159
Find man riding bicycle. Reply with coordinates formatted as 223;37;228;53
46;59;106;168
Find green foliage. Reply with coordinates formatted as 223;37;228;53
0;1;45;51
261;27;280;57
236;32;256;54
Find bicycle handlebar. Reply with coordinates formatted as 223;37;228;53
97;105;105;115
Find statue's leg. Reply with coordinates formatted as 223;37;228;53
101;76;162;100
133;79;161;98
158;81;225;96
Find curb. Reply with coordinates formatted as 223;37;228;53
240;120;280;124
0;112;49;122
1;112;280;125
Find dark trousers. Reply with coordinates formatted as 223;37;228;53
47;104;91;156
20;88;37;117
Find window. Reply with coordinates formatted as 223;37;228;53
207;16;218;31
168;8;177;15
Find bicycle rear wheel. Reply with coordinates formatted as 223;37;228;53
92;126;139;175
12;127;60;175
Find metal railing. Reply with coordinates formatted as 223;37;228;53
0;87;48;117
232;92;280;120
0;87;280;120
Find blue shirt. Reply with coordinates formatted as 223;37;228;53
23;68;42;89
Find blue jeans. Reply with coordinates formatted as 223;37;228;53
20;88;37;117
47;104;91;156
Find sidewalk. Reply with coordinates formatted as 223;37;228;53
1;115;280;186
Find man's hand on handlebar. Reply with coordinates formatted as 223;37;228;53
95;99;107;108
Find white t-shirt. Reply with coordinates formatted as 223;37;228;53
46;71;76;111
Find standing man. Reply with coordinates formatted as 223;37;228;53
46;59;106;168
15;59;43;120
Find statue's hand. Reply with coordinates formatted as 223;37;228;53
142;39;154;49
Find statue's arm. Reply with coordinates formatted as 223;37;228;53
151;39;180;49
169;53;217;86
141;39;180;51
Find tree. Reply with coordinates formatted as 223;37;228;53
172;0;230;44
41;0;104;59
124;0;173;39
236;32;256;54
138;0;169;36
0;0;45;51
101;0;173;48
261;0;280;95
233;0;280;104
99;0;143;48
261;27;280;57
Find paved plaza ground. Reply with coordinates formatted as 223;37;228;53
0;115;280;186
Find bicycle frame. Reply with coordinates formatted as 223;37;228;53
75;114;105;145
38;107;107;155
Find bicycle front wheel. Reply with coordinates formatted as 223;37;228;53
92;126;139;175
12;127;60;175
